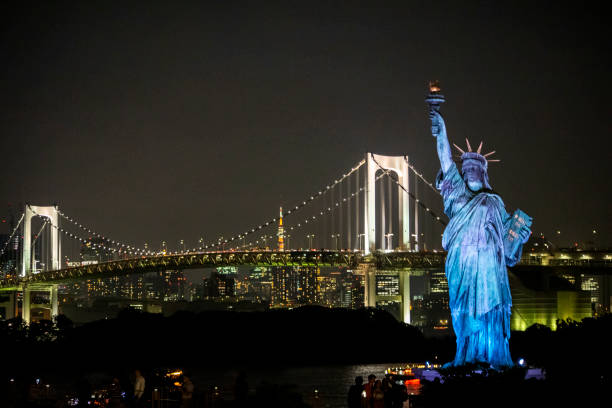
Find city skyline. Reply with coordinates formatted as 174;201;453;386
1;2;610;252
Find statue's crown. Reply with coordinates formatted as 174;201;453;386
453;139;499;170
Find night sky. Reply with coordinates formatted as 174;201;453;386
1;1;610;250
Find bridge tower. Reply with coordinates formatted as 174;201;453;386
17;204;61;324
20;204;61;277
363;153;411;254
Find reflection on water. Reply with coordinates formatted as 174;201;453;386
192;362;419;408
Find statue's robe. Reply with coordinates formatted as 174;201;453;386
437;163;518;367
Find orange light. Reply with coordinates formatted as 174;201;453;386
405;379;420;386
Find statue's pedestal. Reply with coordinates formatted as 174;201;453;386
413;367;546;383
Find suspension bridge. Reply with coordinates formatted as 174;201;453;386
3;152;600;324
0;152;453;323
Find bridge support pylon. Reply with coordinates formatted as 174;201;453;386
359;263;412;324
0;291;19;320
363;153;410;254
21;204;61;278
21;284;59;324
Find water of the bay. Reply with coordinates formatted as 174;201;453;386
190;362;420;408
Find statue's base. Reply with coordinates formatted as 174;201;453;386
413;367;545;383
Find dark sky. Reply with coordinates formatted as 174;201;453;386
1;1;610;250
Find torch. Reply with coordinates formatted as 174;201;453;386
425;80;445;136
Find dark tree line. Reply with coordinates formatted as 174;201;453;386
1;307;609;407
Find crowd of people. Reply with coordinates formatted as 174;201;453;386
78;369;194;408
347;374;409;408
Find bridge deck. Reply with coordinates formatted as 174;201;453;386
1;250;609;289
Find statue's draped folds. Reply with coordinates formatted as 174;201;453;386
437;163;514;367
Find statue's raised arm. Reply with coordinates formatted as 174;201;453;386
430;110;453;173
425;81;452;173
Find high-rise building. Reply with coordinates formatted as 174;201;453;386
271;266;318;307
339;270;364;309
409;270;451;332
202;272;235;299
317;272;341;307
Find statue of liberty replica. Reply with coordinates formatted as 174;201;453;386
426;81;532;368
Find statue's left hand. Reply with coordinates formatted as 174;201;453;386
429;110;446;138
519;226;531;244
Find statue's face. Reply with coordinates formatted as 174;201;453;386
462;164;484;191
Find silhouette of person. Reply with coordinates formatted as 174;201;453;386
108;377;123;408
234;371;248;405
180;374;194;408
372;380;385;408
363;374;376;408
347;376;363;408
133;370;145;407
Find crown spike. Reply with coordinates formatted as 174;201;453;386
483;150;496;157
477;141;483;154
465;138;472;152
453;143;465;154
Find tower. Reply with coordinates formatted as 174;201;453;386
363;153;411;254
20;204;61;277
277;206;284;251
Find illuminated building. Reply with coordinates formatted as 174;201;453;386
202;272;235;299
0;233;19;276
271;266;318;307
509;270;592;330
234;267;273;303
317;271;341;307
339;270;364;309
216;266;238;276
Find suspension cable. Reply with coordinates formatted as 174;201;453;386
404;158;441;195
229;169;391;250
28;206;149;258
30;218;49;247
371;155;447;227
193;159;366;252
57;210;150;254
0;212;24;257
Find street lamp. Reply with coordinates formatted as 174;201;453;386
218;236;225;251
331;234;340;250
357;233;365;252
384;233;394;252
306;234;315;250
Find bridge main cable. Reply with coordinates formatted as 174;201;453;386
195;159;366;251
234;166;396;250
28;206;150;257
57;210;153;255
0;212;24;257
371;155;448;227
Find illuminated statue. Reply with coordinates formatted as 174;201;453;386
426;82;532;368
